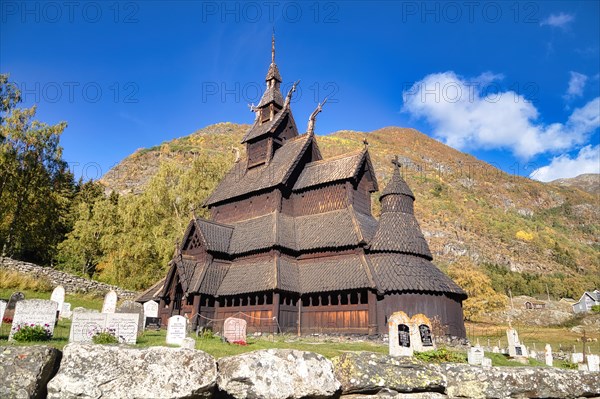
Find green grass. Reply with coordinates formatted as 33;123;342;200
0;288;104;311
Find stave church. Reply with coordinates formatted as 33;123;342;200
139;37;467;337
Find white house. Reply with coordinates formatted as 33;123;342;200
572;290;600;313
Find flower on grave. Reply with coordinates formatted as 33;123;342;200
231;340;248;346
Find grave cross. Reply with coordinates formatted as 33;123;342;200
581;330;592;363
392;155;402;169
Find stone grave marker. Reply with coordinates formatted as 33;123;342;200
467;345;485;366
587;354;599;372
0;300;6;323
388;311;413;357
117;300;144;334
492;346;500;353
73;307;99;313
571;352;584;364
9;299;58;340
507;327;527;358
145;317;161;330
181;337;196;350
410;314;435;352
166;315;187;346
4;291;25;321
143;300;159;329
50;285;65;316
481;357;492;368
106;313;139;344
69;312;106;342
223;317;247;343
61;303;72;319
101;290;118;313
544;344;553;367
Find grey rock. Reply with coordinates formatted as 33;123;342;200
443;363;600;399
0;345;61;399
332;352;445;395
217;349;341;399
342;393;447;399
47;343;216;399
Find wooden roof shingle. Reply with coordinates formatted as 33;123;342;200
217;256;277;296
368;212;432;259
298;255;372;294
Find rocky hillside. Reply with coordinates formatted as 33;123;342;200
100;123;600;279
552;174;600;196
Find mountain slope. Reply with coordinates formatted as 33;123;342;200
552;174;600;196
100;123;599;279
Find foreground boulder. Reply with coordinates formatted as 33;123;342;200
47;344;216;399
0;346;61;399
217;349;341;399
332;352;445;395
443;363;600;399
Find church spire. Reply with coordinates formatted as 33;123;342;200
271;30;276;64
380;156;414;201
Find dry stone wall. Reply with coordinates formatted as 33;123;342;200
0;257;137;299
1;345;599;399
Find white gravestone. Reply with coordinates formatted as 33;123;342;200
587;354;599;372
468;346;485;366
0;300;6;323
388;311;413;357
409;314;435;352
492;346;500;353
101;290;118;313
50;285;65;316
181;337;196;350
166;315;187;346
61;303;72;319
106;313;139;344
544;344;553;367
223;317;247;343
571;352;584;364
507;328;527;358
117;300;144;334
143;300;159;323
69;312;107;343
481;357;492;368
9;299;58;340
69;312;139;344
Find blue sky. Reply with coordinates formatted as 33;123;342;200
1;1;599;182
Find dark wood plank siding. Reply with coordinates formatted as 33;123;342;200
351;170;373;215
211;191;279;223
376;292;466;338
283;183;349;216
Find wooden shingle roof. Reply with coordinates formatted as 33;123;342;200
369;253;466;297
205;133;312;206
194;219;233;253
217;256;277;296
368;212;433;259
135;277;165;303
380;166;414;199
298;255;373;294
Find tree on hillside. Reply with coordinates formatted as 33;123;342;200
448;258;508;321
0;73;75;264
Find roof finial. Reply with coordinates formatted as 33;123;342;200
391;155;402;170
307;96;328;136
363;138;369;148
189;204;197;219
284;80;300;107
271;28;276;64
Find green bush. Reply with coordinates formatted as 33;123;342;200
92;329;118;344
591;305;600;313
12;324;52;342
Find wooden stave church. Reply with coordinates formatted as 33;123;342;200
141;38;467;337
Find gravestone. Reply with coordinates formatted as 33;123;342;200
145;317;161;329
571;352;584;364
101;290;118;313
181;337;196;350
507;328;527;358
9;299;58;340
410;314;435;352
50;285;65;316
143;300;159;319
69;312;106;342
69;312;139;344
492;346;500;353
388;311;413;357
4;291;25;321
0;300;6;323
467;345;485;366
587;354;599;372
166;315;187;346
73;307;98;313
223;317;247;343
61;303;72;319
117;300;144;334
106;313;139;344
544;344;553;367
481;357;492;368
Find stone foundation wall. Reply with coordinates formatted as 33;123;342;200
0;257;137;299
1;345;598;399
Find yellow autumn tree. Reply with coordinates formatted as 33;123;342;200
448;258;508;321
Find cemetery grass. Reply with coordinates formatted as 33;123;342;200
0;288;104;310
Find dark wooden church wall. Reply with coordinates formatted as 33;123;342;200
350;173;373;215
284;183;349;216
215;292;277;333
211;191;280;223
247;139;268;167
299;290;370;334
376;292;466;338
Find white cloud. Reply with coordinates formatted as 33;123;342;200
530;145;600;182
402;71;600;159
540;12;575;29
564;71;588;100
